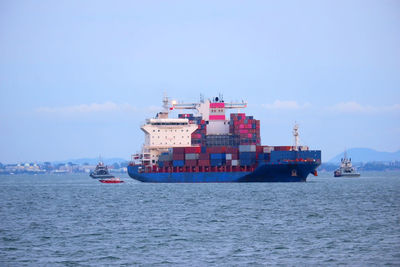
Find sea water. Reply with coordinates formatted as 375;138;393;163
1;172;399;266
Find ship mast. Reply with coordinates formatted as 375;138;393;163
293;123;300;151
162;92;169;112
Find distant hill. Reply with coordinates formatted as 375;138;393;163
329;148;400;163
52;157;128;165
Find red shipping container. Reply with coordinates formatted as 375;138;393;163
173;147;185;154
274;146;292;151
226;147;238;154
185;146;201;153
199;153;209;160
185;160;198;166
206;147;214;153
198;160;210;166
173;154;185;160
207;146;226;153
226;160;232;166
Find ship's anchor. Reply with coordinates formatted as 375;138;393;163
291;169;297;176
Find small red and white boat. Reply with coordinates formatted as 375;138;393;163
99;177;124;183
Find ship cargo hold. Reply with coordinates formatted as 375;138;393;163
127;95;321;182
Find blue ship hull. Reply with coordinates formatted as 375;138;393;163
127;161;320;183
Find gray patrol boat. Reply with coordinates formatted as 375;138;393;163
334;151;360;177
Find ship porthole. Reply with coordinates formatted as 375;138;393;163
291;169;297;176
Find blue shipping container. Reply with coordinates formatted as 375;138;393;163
297;150;321;159
210;153;225;160
239;152;257;160
210;159;224;166
259;153;270;160
173;160;185;167
240;159;254;166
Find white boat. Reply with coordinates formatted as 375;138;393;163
334;151;360;177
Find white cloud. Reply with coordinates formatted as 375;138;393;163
263;100;311;110
328;102;400;113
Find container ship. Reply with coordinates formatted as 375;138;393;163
127;95;321;182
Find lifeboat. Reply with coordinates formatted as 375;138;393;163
99;177;124;183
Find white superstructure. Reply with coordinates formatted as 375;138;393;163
171;95;247;135
134;94;248;166
171;95;247;121
139;96;197;165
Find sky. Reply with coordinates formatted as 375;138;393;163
0;0;399;163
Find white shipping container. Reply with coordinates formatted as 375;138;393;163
239;145;256;152
231;160;239;166
226;154;232;160
263;146;274;153
185;153;199;160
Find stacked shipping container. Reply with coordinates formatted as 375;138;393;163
154;112;314;171
181;112;262;147
229;113;261;145
155;145;316;172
